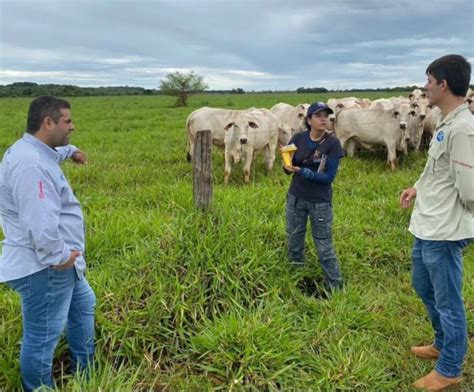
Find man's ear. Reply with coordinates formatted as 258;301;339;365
439;79;448;92
44;116;56;128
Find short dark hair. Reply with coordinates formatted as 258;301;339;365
426;54;471;97
26;96;71;134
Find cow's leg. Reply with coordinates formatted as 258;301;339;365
264;144;276;171
386;141;397;171
345;138;357;157
243;147;253;183
224;151;232;185
187;137;194;162
415;126;424;151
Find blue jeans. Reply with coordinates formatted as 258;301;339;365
286;193;343;289
7;267;96;392
412;237;470;378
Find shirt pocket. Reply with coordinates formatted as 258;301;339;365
427;141;446;173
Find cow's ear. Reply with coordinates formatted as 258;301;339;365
249;121;258;129
224;122;234;131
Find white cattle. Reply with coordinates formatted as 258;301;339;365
326;98;363;131
397;102;423;151
465;89;474;113
335;107;410;170
224;108;280;184
369;98;394;111
467;97;474;114
186;107;257;162
389;96;410;107
411;96;430;121
422;106;442;142
375;100;421;151
270;102;308;135
358;98;372;108
409;88;426;102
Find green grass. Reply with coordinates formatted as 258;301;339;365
0;93;472;391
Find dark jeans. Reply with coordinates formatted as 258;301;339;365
412;237;470;377
285;193;343;290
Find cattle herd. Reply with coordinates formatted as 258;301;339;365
186;88;474;183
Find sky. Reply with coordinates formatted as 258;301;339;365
1;0;473;91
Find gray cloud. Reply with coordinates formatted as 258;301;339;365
1;0;473;90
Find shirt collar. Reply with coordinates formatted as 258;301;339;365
22;133;59;162
439;103;469;127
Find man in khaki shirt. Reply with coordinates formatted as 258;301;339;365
400;54;473;391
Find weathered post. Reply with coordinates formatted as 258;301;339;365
193;130;212;210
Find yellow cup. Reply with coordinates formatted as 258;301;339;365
280;144;297;166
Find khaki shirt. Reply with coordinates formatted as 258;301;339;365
409;103;474;240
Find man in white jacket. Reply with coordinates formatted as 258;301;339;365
0;96;95;391
400;54;473;391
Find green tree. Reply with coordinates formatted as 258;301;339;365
159;71;208;106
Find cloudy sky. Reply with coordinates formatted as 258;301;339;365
1;0;473;91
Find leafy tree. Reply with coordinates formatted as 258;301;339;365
159;71;208;106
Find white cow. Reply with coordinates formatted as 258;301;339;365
397;102;423;151
389;96;410;107
270;102;308;135
409;88;426;102
421;106;442;144
186;107;257;162
335;107;410;170
326;98;362;131
369;98;394;111
465;88;474;113
224;108;280;184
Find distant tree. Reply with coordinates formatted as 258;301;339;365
296;87;328;93
159;71;208;106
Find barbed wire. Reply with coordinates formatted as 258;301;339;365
192;118;426;136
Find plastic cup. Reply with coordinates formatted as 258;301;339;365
280;144;297;166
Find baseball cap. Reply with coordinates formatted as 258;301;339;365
306;101;333;117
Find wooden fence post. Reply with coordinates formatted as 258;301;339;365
193;130;212;210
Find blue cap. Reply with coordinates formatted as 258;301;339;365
306;101;333;117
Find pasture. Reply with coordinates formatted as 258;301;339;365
0;93;472;391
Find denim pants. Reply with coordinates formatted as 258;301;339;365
7;267;96;392
412;237;470;378
286;193;343;289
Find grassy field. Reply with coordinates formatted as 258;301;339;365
0;93;472;391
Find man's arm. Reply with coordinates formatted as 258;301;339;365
451;130;474;210
12;165;71;266
56;145;88;164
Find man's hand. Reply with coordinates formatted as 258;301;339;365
400;187;417;209
71;151;88;165
53;250;81;270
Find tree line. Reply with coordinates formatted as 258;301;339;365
0;82;422;98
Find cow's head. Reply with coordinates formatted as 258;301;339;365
465;97;474;114
291;104;309;133
278;124;292;145
224;115;258;162
394;103;421;148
